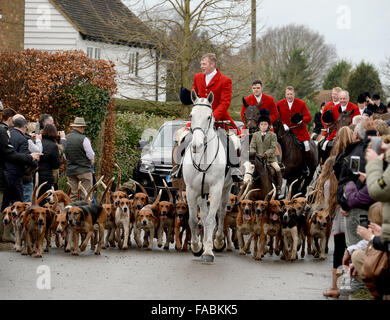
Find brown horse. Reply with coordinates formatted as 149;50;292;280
242;98;261;143
273;117;318;197
245;152;274;201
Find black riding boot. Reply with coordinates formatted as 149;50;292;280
302;151;311;176
275;169;283;199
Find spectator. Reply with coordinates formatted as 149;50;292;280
0;108;16;131
319;156;346;298
335;118;377;246
20;119;43;202
313;102;325;137
374;119;389;137
341;171;376;249
372;94;387;114
330;126;353;157
64;117;94;202
365;140;390;247
38;113;54;130
3;116;32;207
0;115;40;242
352;115;363;126
38;113;66;189
342;201;383;297
37;124;60;199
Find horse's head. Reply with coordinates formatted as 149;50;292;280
190;89;214;153
272;117;285;138
337;110;352;129
242;97;260;134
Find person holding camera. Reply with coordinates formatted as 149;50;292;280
335;118;377;247
366;139;390;250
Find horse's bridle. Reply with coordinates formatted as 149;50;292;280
189;103;219;173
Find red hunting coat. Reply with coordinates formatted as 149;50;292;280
277;98;312;141
191;69;238;131
322;101;359;141
321;101;339;137
240;93;278;128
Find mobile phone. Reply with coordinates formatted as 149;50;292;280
359;215;369;228
371;137;382;155
35;122;40;135
350;156;360;175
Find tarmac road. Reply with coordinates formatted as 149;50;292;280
0;236;334;300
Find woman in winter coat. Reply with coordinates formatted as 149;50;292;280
37;124;60;199
318;156;345;298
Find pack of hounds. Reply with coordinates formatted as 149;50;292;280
2;169;332;262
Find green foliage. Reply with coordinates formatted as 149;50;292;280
114;98;190;118
114;112;175;183
279;49;317;100
65;83;110;148
347;61;383;103
323;60;352;90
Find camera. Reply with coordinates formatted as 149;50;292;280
350;156;360;175
359;215;369;228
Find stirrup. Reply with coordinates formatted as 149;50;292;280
231;167;243;183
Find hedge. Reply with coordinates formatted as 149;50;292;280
114;98;190;118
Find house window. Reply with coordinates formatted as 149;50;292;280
129;52;138;76
86;47;101;59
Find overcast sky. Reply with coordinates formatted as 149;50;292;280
128;0;389;79
258;0;390;71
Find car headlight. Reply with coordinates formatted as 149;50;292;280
140;160;155;173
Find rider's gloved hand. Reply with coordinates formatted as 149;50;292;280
283;124;290;131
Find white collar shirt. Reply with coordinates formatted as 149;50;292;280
255;94;262;104
287;100;293;109
205;69;217;86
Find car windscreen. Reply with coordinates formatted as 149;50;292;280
151;123;184;149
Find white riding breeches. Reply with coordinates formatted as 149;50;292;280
303;140;310;152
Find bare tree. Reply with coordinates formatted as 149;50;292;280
121;0;251;99
253;24;337;100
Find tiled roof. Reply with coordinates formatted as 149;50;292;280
50;0;154;47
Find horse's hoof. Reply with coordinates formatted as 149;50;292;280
201;254;214;264
213;238;226;252
191;245;203;257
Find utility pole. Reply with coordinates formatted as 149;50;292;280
251;0;256;66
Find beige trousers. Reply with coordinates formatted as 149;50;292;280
270;161;281;172
67;172;93;202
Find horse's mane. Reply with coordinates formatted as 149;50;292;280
273;117;302;150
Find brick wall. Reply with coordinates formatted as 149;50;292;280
0;0;25;51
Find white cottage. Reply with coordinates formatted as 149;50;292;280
24;0;166;101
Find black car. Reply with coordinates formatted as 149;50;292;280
133;119;244;198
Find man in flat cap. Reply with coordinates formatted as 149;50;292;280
64;117;95;201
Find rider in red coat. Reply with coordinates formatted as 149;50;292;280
277;86;312;174
321;87;342;138
323;90;359;141
176;53;241;181
191;55;238;132
240;80;278;128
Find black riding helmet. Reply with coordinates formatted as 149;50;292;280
258;108;271;125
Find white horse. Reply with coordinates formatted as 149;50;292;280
183;89;233;263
